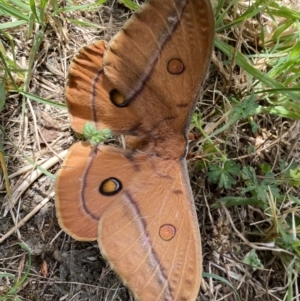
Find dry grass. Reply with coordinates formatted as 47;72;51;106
1;0;300;300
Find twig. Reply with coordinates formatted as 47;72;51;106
4;149;68;215
222;205;295;256
0;191;54;243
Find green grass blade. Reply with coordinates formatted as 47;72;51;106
0;273;15;279
0;77;5;112
119;0;139;10
29;0;40;22
0;134;12;199
213;196;263;208
40;0;49;23
0;2;29;21
20;91;66;109
203;272;241;301
5;0;31;11
215;0;234;28
57;0;107;13
217;0;273;32
6;243;32;297
0;52;18;91
0;20;27;29
268;5;300;20
68;19;104;27
215;39;300;102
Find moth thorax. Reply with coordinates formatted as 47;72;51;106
147;135;187;159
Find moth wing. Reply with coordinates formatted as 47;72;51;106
55;142;201;300
102;0;214;136
66;0;214;137
97;156;201;301
55;142;138;240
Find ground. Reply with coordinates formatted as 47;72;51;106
0;0;299;300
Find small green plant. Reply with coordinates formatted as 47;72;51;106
207;159;241;189
83;122;112;145
240;166;280;205
230;95;259;125
243;249;264;271
279;159;300;187
215;161;300;208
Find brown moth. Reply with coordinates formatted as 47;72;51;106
55;0;214;300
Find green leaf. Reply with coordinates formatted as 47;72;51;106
261;173;281;199
250;119;258;133
260;162;272;174
243;249;263;271
279;159;298;175
289;195;300;205
230;94;259;123
83;123;112;145
241;166;257;185
289;167;300;187
241;167;281;203
207;160;241;189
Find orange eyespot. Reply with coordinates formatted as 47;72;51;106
159;224;176;241
110;89;128;107
167;58;184;74
99;177;122;196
